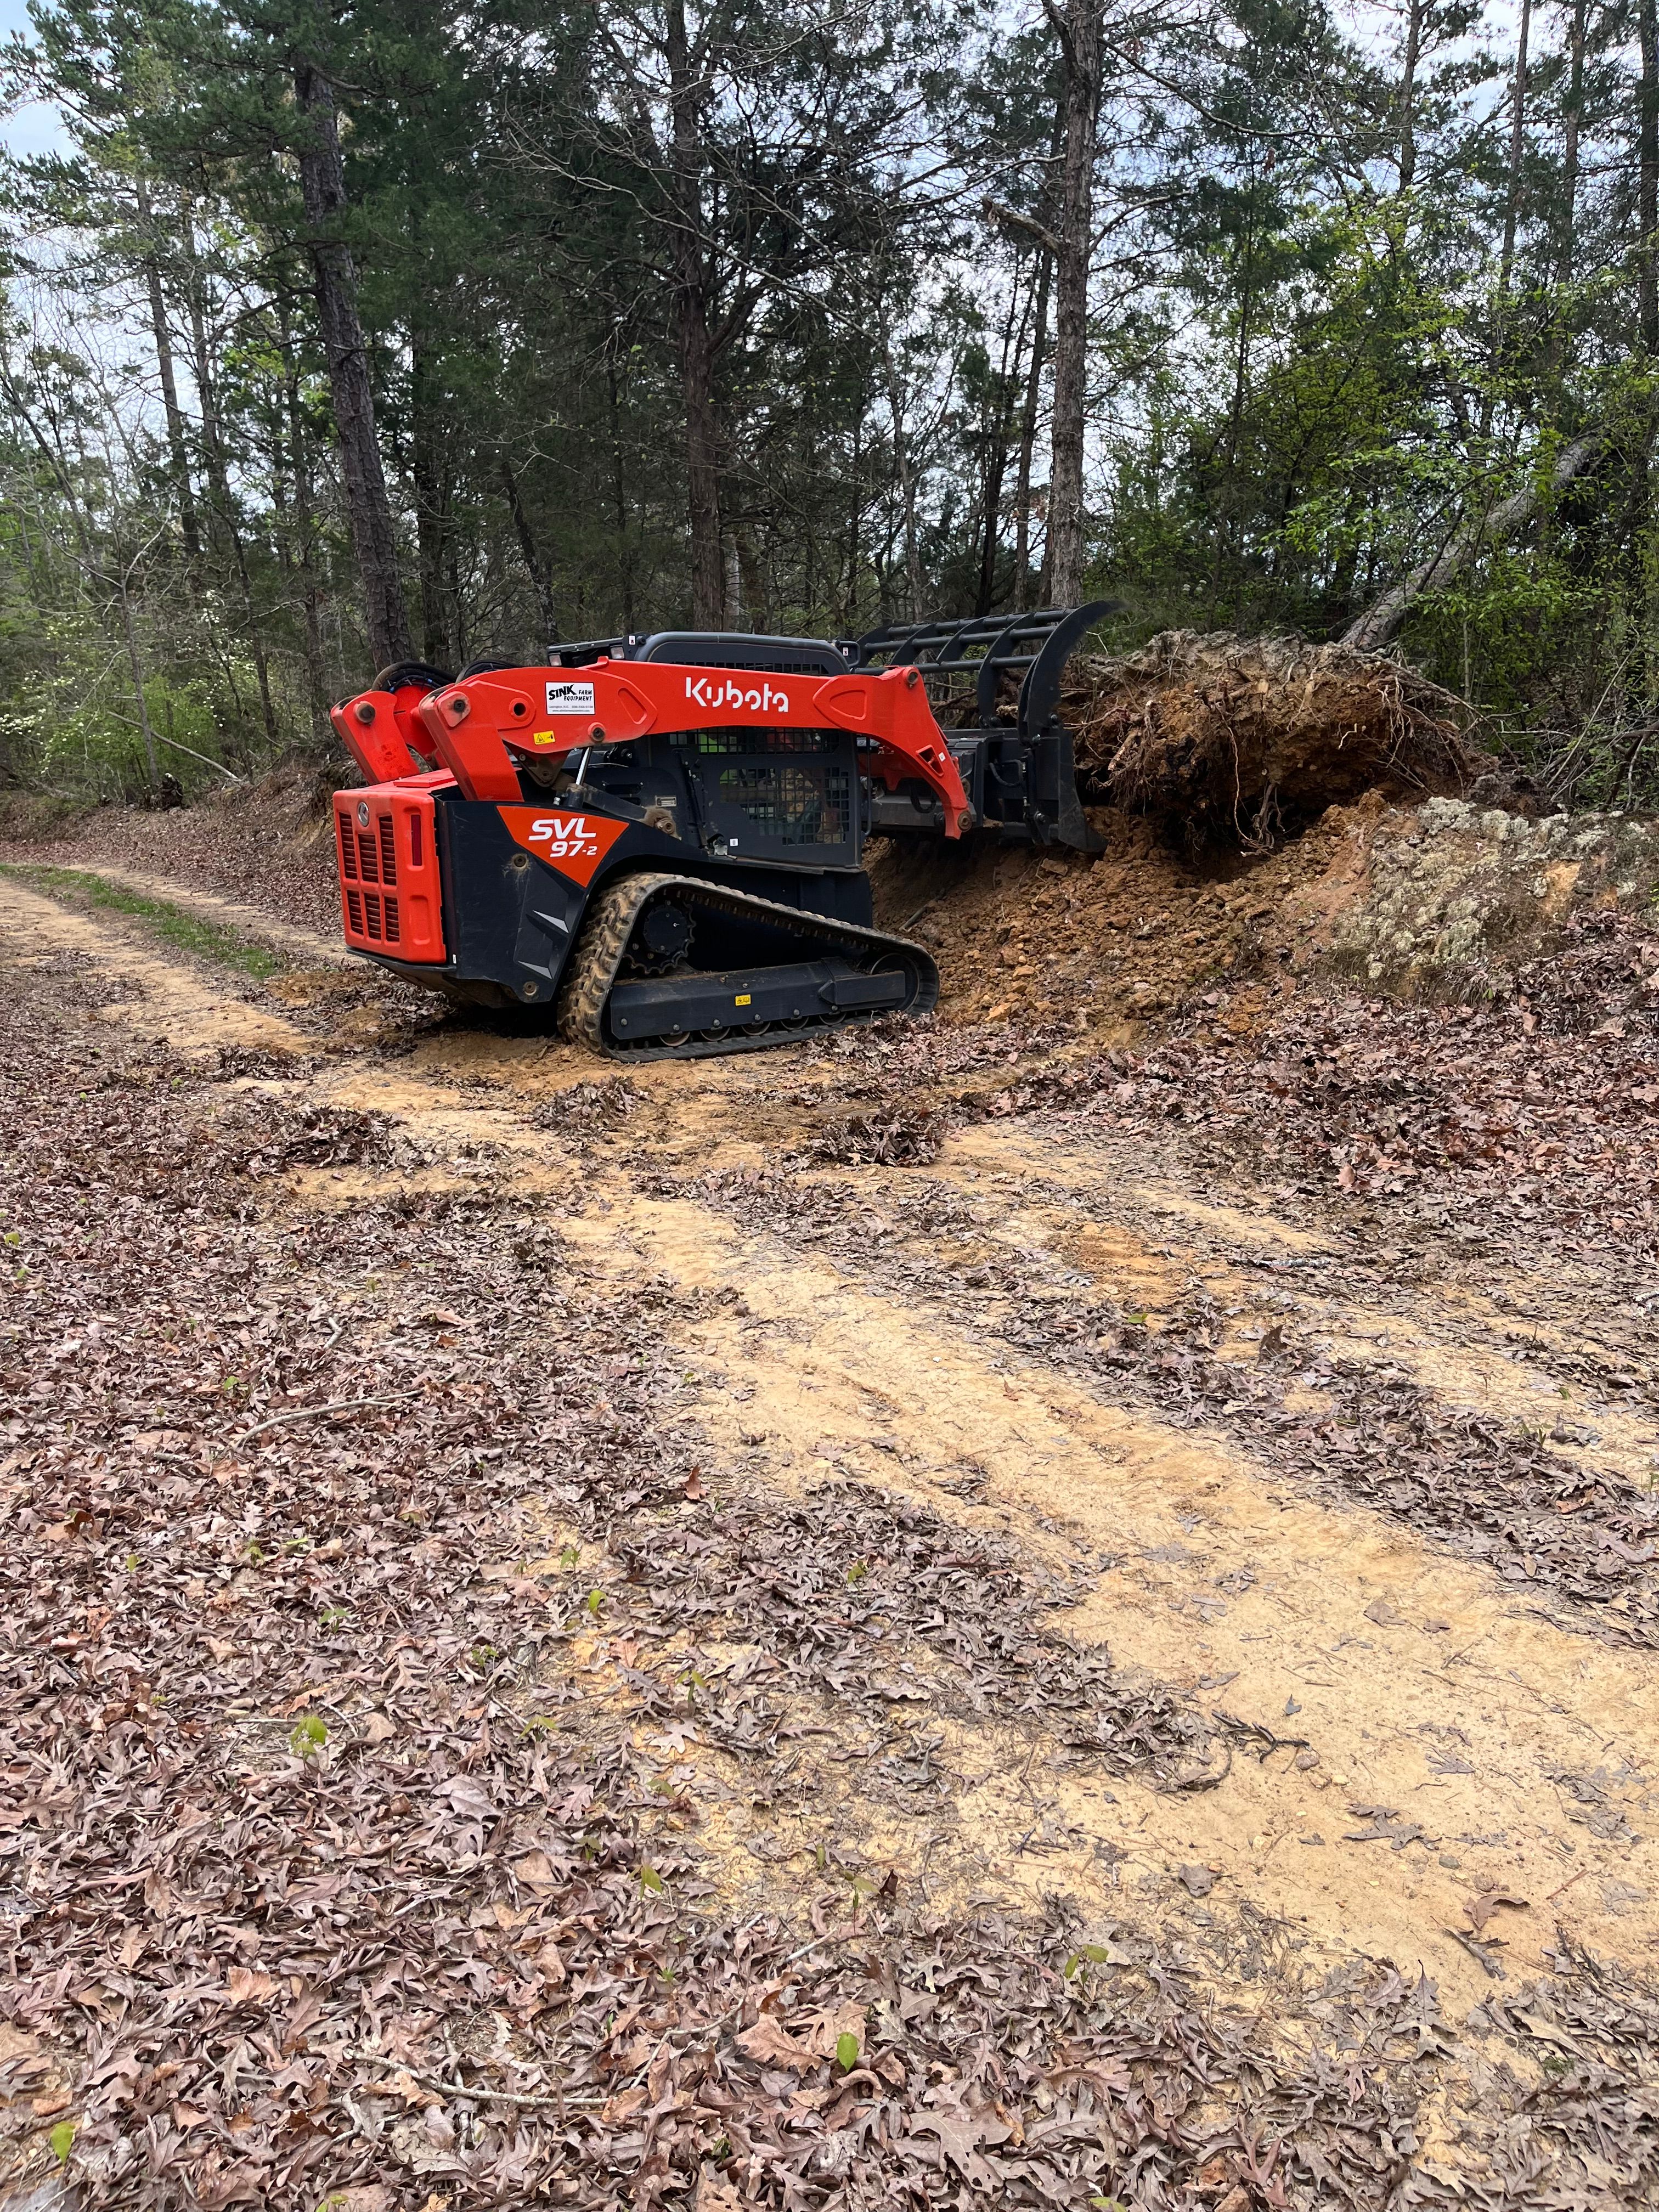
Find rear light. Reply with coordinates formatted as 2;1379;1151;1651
409;812;423;870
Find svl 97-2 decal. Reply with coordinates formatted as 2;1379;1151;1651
496;805;628;886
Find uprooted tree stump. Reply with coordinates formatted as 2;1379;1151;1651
1064;630;1483;848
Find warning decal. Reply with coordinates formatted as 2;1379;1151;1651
545;679;597;716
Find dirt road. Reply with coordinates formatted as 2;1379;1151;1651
4;855;1659;2209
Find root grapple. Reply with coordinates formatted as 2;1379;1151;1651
328;607;1111;1057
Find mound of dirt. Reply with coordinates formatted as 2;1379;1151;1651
876;789;1659;1039
870;799;1379;1036
1064;630;1480;848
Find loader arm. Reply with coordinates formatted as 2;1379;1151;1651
393;657;972;834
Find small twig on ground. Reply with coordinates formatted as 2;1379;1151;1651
1545;1866;1591;1903
236;1397;399;1446
1445;1926;1507;1979
350;2055;599;2111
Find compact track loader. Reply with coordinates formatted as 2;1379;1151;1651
329;603;1110;1060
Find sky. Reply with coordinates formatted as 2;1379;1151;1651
0;0;69;160
0;0;1525;173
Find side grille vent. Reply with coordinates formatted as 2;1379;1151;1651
336;794;432;961
349;891;403;943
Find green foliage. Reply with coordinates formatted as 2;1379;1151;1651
0;0;1653;808
290;1713;328;1757
50;2119;75;2163
0;865;281;975
835;2031;861;2070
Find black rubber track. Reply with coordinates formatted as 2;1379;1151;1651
556;871;938;1060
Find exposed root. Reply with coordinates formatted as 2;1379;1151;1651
1064;630;1482;848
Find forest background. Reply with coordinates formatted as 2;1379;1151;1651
0;0;1655;811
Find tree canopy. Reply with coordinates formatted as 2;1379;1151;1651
1;0;1656;807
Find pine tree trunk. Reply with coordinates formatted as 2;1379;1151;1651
606;357;635;634
1048;0;1104;607
294;59;414;673
1397;0;1424;189
1556;0;1587;285
499;455;560;649
1643;0;1659;351
1498;0;1533;297
277;297;331;742
180;206;280;754
136;181;200;562
975;281;1026;613
879;311;923;621
664;0;723;629
1014;247;1052;610
411;340;454;668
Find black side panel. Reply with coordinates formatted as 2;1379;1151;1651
438;801;584;1009
433;797;872;1002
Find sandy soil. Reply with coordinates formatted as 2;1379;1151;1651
4;817;1659;2207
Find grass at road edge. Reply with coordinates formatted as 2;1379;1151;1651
0;862;285;979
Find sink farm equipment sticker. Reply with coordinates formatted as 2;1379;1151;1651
545;679;597;715
497;805;628;885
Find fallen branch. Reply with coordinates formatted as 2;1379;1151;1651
155;732;245;783
1342;432;1604;653
236;1397;399;1446
346;2051;601;2111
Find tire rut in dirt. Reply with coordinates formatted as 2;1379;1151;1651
648;1162;1659;1650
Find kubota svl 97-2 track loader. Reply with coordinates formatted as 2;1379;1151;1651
329;603;1109;1060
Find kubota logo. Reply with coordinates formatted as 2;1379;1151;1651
685;675;789;714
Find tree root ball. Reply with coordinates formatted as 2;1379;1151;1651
1064;630;1485;849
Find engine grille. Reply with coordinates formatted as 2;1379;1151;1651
343;886;400;942
338;810;399;888
336;803;409;944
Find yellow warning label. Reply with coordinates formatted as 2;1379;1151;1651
735;993;752;1007
533;730;555;745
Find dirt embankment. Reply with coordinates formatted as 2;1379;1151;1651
0;766;341;941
